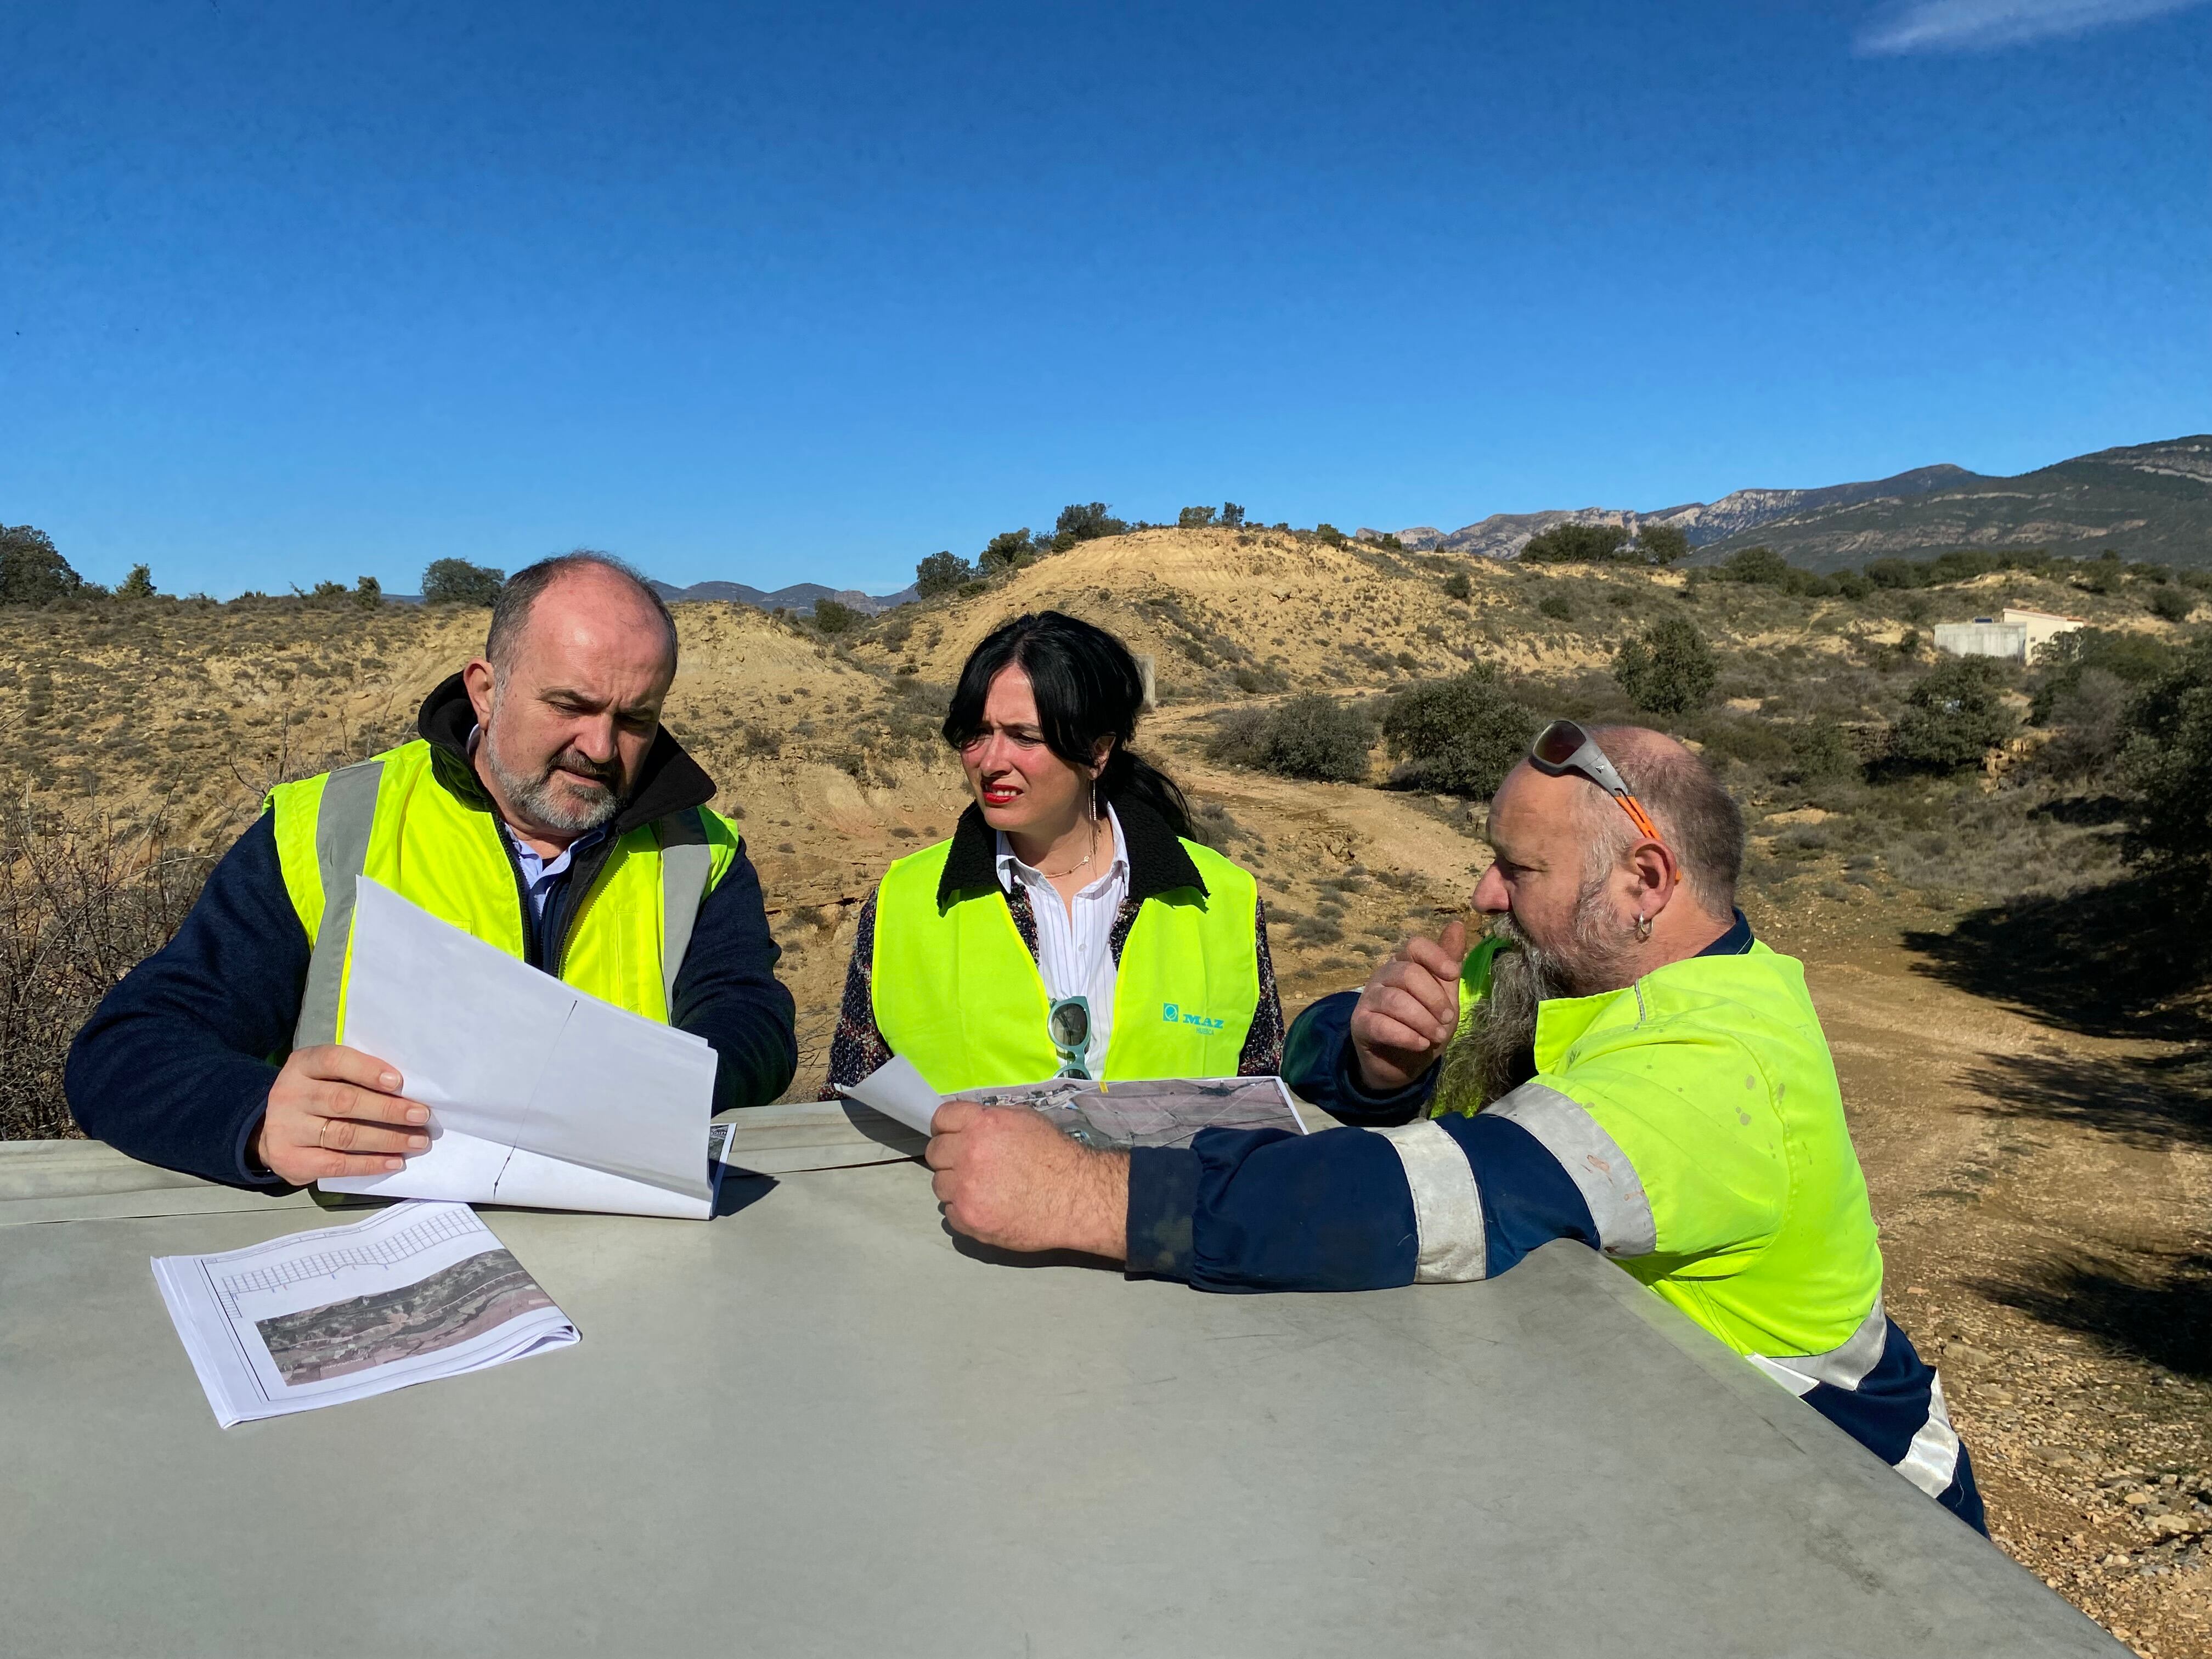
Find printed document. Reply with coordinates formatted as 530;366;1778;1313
320;877;720;1218
153;1200;577;1427
840;1056;1307;1149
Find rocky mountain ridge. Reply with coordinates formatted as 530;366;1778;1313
647;578;918;616
1382;435;2211;568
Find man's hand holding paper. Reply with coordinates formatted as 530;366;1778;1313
253;1043;431;1184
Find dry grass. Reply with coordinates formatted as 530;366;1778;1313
0;808;213;1138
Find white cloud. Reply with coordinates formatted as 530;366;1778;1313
1858;0;2210;53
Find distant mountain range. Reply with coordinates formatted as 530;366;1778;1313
1370;435;2212;571
646;578;917;616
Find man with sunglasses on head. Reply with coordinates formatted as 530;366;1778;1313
926;721;1984;1531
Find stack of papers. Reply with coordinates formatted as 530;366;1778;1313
321;878;721;1218
153;1201;577;1427
839;1057;1308;1149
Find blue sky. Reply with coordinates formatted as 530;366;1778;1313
5;1;2208;597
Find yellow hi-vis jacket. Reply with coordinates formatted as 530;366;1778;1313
267;736;740;1048
870;803;1260;1091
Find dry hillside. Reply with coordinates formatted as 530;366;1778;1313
5;529;2211;1653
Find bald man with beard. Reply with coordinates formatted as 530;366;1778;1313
924;721;1984;1531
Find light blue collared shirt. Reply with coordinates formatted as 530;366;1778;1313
502;821;610;924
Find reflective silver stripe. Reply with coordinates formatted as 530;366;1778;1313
1483;1081;1657;1258
1895;1371;1964;1498
658;810;714;1013
1746;1295;1890;1397
291;760;384;1049
1373;1119;1487;1283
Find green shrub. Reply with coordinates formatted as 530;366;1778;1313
118;564;157;599
812;598;861;634
2029;627;2171;723
0;525;82;605
2119;639;2212;874
1206;696;1374;783
2036;669;2131;780
354;575;383;608
1176;506;1217;529
1635;523;1689;565
1779;720;1858;786
1523;522;1629;564
1836;571;1873;601
1722;546;1790;586
2149;586;2194;623
916;549;974;595
1537;593;1574;620
1888;657;2016;774
979;532;1035;573
1613;616;1718;715
1381;669;1537;797
1051;504;1126;550
421;558;505;606
1442;572;1472;601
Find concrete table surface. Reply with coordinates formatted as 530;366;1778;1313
1;1134;2118;1657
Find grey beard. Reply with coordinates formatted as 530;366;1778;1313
482;716;627;837
1432;877;1641;1114
1433;915;1573;1114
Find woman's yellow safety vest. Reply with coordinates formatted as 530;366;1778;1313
266;739;739;1049
870;834;1260;1092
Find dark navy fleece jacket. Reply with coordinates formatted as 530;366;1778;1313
65;691;797;1190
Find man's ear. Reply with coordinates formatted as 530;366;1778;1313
461;659;497;728
1630;838;1680;914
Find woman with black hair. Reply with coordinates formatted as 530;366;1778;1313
825;610;1283;1093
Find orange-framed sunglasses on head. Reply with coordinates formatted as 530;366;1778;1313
1527;720;1668;849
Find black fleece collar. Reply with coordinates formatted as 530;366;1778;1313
936;794;1207;911
415;672;718;834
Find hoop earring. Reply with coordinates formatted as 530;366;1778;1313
1634;913;1652;943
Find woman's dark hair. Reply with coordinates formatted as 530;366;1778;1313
943;611;1194;841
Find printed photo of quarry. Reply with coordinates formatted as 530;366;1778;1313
253;1248;555;1387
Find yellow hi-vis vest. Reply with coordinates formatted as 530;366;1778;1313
1469;943;1886;1363
870;834;1260;1092
266;738;741;1048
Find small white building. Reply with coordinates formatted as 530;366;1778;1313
1933;606;2082;664
2000;607;2083;663
1933;619;2027;661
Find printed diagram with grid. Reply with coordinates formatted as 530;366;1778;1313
215;1205;482;1321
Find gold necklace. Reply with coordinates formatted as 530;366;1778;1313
1036;816;1099;880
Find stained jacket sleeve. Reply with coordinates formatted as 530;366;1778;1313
1280;989;1437;1125
1125;1108;1599;1293
672;840;798;1112
64;812;306;1189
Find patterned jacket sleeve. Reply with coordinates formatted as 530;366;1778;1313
1236;895;1285;1076
821;887;894;1098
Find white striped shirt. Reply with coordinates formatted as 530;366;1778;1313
995;805;1130;1077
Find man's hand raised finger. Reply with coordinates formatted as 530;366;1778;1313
1345;995;1451;1057
1368;957;1458;1032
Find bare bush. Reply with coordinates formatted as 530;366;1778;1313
0;809;213;1139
